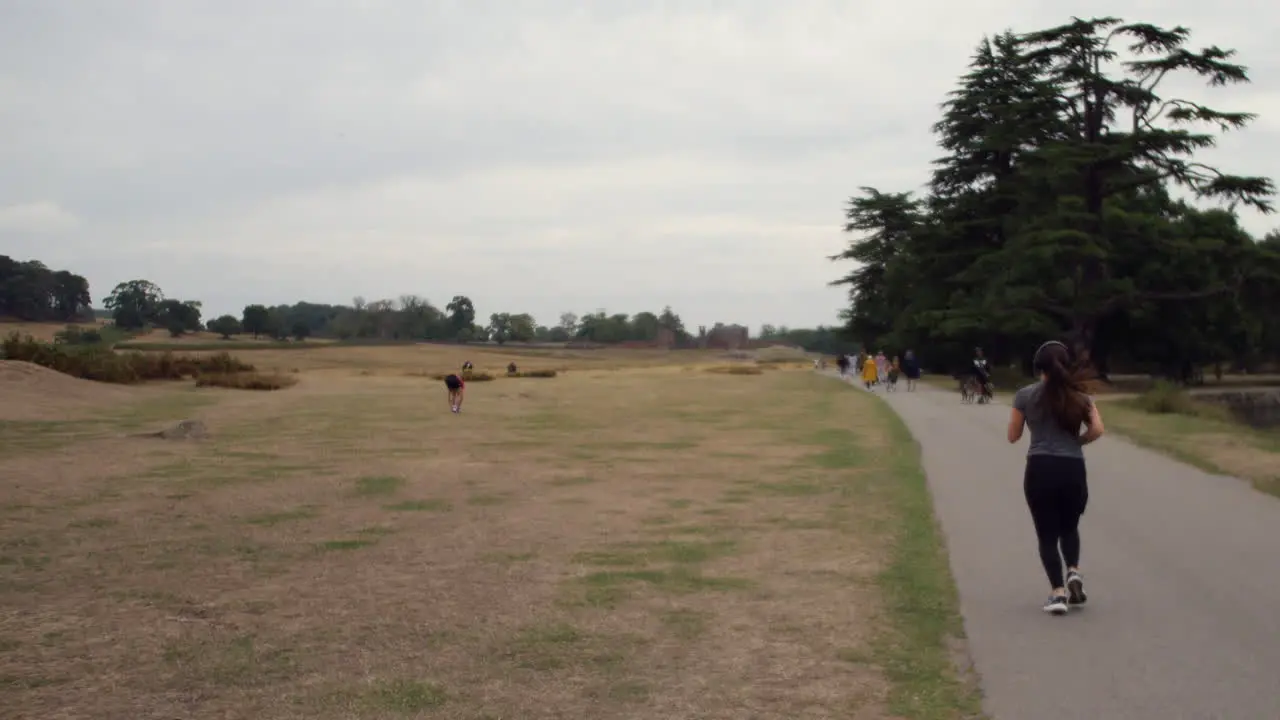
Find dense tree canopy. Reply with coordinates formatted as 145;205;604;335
832;17;1279;379
0;256;92;322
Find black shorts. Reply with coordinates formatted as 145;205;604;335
444;374;462;390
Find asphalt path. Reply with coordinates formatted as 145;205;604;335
833;372;1280;720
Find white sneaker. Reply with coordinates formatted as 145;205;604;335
1043;593;1069;615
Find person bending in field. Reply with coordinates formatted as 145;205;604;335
445;372;466;414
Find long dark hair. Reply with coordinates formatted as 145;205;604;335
1033;341;1091;434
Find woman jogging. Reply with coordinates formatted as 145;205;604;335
1007;340;1105;615
444;372;466;414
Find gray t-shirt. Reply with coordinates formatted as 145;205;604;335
1012;381;1092;458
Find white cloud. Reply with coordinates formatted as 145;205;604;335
0;201;81;234
1;1;1277;326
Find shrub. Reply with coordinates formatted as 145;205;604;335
53;325;102;345
49;324;132;347
432;372;494;382
513;369;558;378
704;364;763;375
1;332;254;384
1136;380;1198;415
196;372;297;391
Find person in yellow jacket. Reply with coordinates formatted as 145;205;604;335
861;350;879;389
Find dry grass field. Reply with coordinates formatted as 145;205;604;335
0;344;976;720
1096;400;1280;498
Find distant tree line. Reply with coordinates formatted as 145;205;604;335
0;256;92;322
831;17;1280;381
204;298;696;346
5;260;851;352
1;267;722;347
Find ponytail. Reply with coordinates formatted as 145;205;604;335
1033;341;1091;434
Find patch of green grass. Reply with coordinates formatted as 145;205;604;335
755;480;827;496
582;567;753;597
316;539;375;552
587;439;699;451
505;622;585;670
361;679;448;713
766;516;832;530
0;554;51;570
659;609;710;639
639;514;677;525
357;525;396;537
549;476;596;487
383;499;451;512
244;507;318;526
68;516;118;529
0;638;20;653
354;475;404;497
484;551;536;563
573;549;649;567
107;391;217;430
808;445;867;469
860;389;983;718
162;633;297;687
794;427;866;469
573;539;736;568
515;622;583;645
467;493;507;506
0;419;106;454
666;498;693;509
598;680;651;702
0;673;68;689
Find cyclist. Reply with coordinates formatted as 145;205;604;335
972;347;992;398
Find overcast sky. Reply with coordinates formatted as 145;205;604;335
2;1;1277;330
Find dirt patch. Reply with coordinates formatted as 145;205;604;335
0;360;133;421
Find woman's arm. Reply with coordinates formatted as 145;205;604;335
1007;408;1025;443
1079;402;1105;445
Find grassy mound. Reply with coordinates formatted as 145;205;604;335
196;372;298;391
2;332;253;384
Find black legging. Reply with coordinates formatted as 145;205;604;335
1023;455;1089;589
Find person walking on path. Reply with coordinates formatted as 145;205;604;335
1007;340;1106;615
903;350;921;391
860;350;879;389
874;351;889;385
